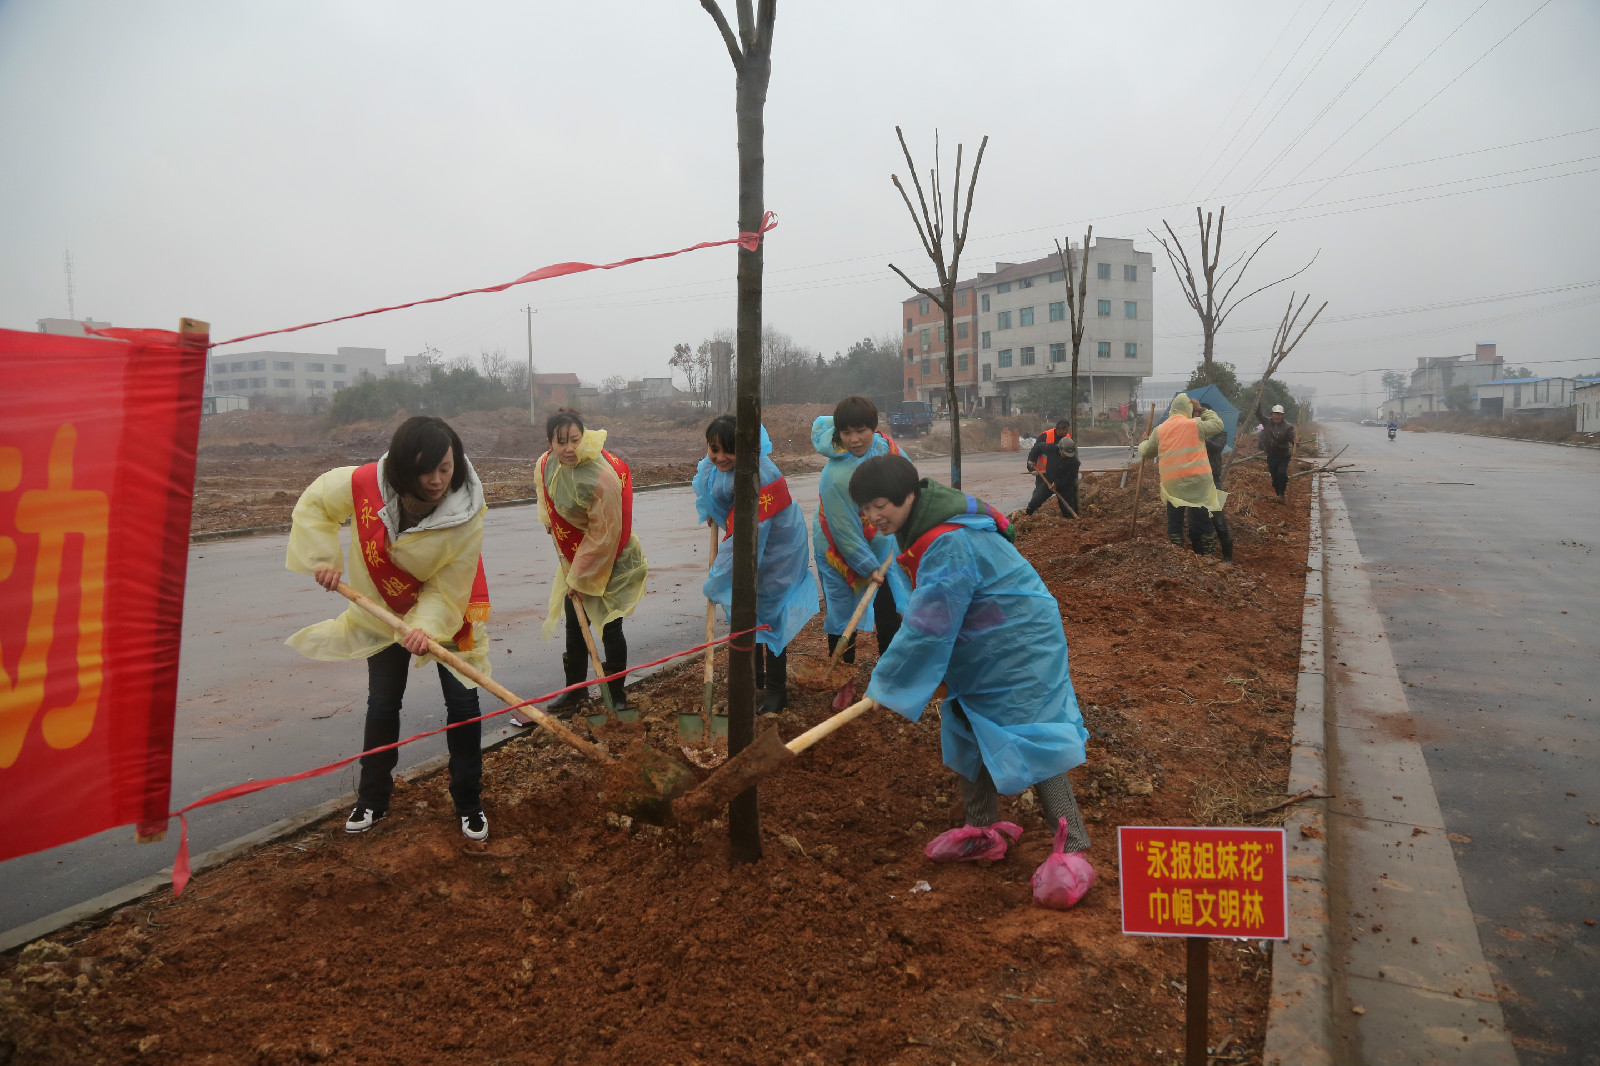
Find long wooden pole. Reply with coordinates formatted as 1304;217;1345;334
1186;936;1210;1066
1130;402;1157;539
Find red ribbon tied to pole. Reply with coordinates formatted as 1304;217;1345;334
210;212;779;348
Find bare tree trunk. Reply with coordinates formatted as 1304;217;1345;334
701;0;775;864
1055;228;1091;437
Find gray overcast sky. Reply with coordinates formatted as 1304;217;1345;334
3;0;1597;409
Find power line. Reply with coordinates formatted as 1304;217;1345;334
1283;0;1557;221
1198;0;1345;202
1235;0;1430;213
1175;0;1311;199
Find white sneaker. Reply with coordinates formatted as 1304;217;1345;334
345;805;386;833
460;810;489;841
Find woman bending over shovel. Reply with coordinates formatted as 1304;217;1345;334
529;409;648;718
810;396;911;703
286;416;492;842
850;454;1096;907
695;417;818;715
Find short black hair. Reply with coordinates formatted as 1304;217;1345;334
832;395;879;445
849;454;920;507
385;416;466;499
705;414;737;453
545;407;584;443
1054;419;1071;438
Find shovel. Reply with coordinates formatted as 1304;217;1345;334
791;557;892;708
333;581;692;820
1023;468;1080;519
569;593;631;727
672;696;879;824
680;520;729;745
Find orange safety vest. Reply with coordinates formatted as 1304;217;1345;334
724;474;793;540
538;449;633;564
351;463;490;651
1155;416;1212;485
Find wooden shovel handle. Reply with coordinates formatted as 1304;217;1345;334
333;581;608;762
786;697;877;755
704;519;718;684
828;557;894;668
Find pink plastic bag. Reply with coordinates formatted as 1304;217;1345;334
924;821;1022;863
1031;817;1096;909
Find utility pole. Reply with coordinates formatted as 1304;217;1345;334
523;305;537;424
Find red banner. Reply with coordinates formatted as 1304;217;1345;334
1118;826;1289;940
0;325;207;862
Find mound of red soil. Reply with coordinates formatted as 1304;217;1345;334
4;460;1312;1065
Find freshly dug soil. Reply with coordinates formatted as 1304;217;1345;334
2;458;1312;1066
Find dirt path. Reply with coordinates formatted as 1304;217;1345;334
2;456;1311;1066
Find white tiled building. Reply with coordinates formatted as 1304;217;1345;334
972;238;1154;417
206;347;387;409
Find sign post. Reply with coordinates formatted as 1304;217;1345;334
1119;826;1289;1066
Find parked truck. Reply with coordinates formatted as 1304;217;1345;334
887;400;935;438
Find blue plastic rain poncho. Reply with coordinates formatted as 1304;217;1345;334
864;483;1089;795
810;416;911;634
693;425;819;654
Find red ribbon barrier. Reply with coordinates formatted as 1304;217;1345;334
167;624;770;896
209;213;778;348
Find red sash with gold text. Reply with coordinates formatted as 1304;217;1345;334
351;463;491;651
538;449;633;564
724;474;792;540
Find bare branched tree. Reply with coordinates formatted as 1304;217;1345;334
1053;227;1092;436
699;0;776;863
1248;291;1327;422
1149;206;1317;372
888;127;988;489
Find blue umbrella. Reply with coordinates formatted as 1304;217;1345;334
1155;384;1241;453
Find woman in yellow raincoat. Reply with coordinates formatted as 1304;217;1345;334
286;416;493;841
530;409;648;716
1136;392;1225;553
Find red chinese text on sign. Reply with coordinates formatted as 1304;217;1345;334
1118;826;1289;940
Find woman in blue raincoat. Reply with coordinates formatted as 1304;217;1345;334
852;453;1095;904
694;416;818;714
811;396;910;699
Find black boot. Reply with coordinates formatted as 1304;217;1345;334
760;649;787;716
602;658;628;712
545;653;588;715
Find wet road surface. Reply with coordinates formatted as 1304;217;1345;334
1325;423;1599;1066
1;447;1125;931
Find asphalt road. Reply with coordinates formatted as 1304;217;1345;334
1325;423;1600;1066
0;446;1126;933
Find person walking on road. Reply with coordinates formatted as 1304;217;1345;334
694;416;818;716
849;454;1095;907
1255;402;1297;502
1138;393;1225;553
812;397;910;694
1024;419;1080;518
533;408;648;718
286;415;493;841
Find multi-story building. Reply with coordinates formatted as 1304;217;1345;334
970;238;1154;417
1377;343;1505;419
900;281;980;411
37;316;112;336
207;346;387;409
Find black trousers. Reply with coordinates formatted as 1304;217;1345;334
563;596;625;666
1167;502;1211;544
1266;453;1290;496
832;580;901;661
1025;476;1077;517
358;643;482;815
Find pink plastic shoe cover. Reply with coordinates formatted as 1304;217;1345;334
924;821;1023;863
1031;816;1096;909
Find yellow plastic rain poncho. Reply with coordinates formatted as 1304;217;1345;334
537;428;648;638
1137;393;1226;512
284;455;490;687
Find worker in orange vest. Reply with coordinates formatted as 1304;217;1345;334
1136;393;1225;554
1025;419;1079;517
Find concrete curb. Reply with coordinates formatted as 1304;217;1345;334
1263;473;1335;1066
